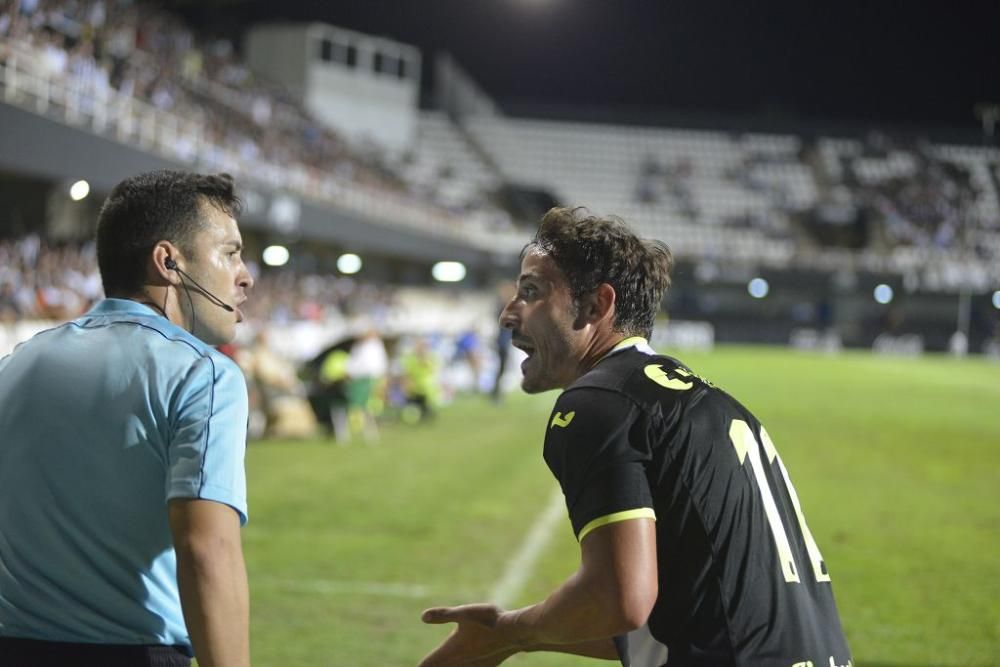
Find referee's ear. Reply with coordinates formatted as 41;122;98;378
580;283;617;326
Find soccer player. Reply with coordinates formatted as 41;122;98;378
0;170;254;667
419;208;852;667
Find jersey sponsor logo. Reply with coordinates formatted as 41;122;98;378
643;363;694;390
549;411;575;429
793;659;852;667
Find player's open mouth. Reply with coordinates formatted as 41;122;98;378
512;337;535;369
512;338;534;356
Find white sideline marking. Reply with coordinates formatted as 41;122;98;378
490;487;566;608
261;578;434;599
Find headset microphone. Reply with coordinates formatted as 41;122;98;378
165;257;235;313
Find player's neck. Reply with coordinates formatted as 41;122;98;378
574;331;630;380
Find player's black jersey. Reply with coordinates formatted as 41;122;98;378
543;340;852;667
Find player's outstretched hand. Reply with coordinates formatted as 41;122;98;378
418;604;521;667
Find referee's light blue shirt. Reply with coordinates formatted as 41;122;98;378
0;299;249;651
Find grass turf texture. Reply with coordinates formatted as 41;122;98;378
239;346;1000;666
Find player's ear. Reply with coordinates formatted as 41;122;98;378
581;283;616;325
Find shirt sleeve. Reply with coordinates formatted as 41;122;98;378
166;354;249;524
543;387;655;541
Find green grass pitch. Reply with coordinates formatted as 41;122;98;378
239;346;1000;666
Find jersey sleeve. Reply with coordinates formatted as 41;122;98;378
543;387;655;541
166;354;249;524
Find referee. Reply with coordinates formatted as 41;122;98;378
0;170;254;666
419;207;852;667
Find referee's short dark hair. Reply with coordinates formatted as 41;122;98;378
525;207;673;339
96;170;242;296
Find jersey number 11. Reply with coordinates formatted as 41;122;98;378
729;420;831;584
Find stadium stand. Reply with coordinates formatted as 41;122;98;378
0;235;101;323
4;1;997;273
465;116;801;263
402;110;502;215
0;0;519;249
460;114;1000;280
1;1;998;355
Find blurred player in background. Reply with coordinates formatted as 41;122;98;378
345;325;389;442
490;280;516;403
420;208;852;667
400;337;441;422
0;170;254;667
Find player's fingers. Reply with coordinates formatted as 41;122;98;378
421;606;459;624
422;603;499;625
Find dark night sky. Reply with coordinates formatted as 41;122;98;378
173;0;999;130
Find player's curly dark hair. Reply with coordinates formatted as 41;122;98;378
96;170;242;296
524;207;673;338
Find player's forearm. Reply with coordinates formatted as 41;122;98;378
500;520;658;653
500;569;642;649
175;537;251;667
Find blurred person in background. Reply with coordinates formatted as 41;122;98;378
452;326;484;393
419;208;851;667
399;337;441;423
239;329;317;439
491;280;516;403
345;325;388;443
984;314;1000;358
0;283;20;324
0;170;254;667
311;345;352;442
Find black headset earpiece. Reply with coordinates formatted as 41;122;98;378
165;257;178;270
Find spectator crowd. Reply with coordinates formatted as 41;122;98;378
0;235;101;323
633;131;999;260
0;235;401;326
0;0;498;232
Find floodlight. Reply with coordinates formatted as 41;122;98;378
69;180;90;201
262;245;290;267
432;261;466;283
874;284;894;304
337;253;362;274
748;277;769;299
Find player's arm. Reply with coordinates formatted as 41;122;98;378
509;515;657;645
169;498;251;667
419;516;657;665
